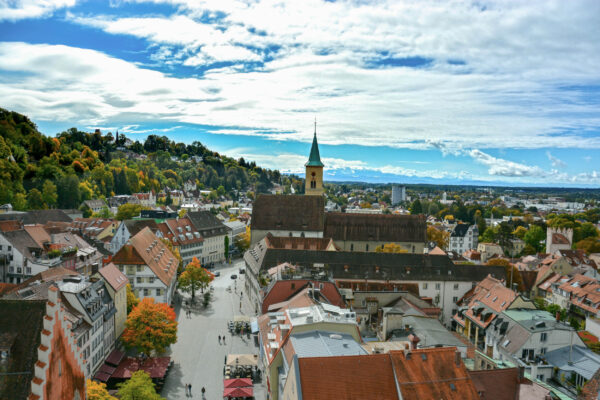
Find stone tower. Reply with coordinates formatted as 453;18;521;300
305;122;324;196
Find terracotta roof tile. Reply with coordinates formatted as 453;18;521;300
468;368;520;399
98;263;128;292
324;212;426;243
252;194;325;231
112;227;177;286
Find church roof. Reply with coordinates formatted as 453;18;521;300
305;131;324;167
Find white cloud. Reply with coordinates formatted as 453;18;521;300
469;149;544;177
0;0;75;21
546;151;567;168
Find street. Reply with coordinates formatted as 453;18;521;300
161;259;266;400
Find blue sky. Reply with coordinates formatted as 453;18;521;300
1;0;599;187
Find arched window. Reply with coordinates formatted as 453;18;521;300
289;232;293;237
350;244;354;251
311;180;316;189
300;232;305;238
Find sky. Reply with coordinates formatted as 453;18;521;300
0;0;599;188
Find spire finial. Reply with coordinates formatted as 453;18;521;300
314;117;317;136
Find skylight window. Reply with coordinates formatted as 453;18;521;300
503;339;510;347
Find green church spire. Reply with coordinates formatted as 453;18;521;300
305;120;324;167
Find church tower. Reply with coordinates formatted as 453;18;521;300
305;121;324;196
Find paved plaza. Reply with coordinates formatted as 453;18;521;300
161;259;266;400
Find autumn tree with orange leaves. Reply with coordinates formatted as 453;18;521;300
121;298;177;356
178;257;214;300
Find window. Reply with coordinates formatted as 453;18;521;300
136;277;142;284
435;283;441;290
454;283;459;290
365;244;369;251
350;244;354;251
7;246;11;251
540;347;547;355
149;277;155;284
156;288;162;296
143;288;149;296
453;296;458;303
136;266;142;272
422;283;428;289
540;332;547;342
521;349;534;360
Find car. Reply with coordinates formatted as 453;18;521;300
214;271;221;277
239;268;245;274
230;274;237;280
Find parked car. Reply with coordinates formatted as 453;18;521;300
230;274;237;280
214;271;221;277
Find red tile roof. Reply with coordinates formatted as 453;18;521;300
455;275;516;329
0;220;21;232
297;348;479;400
390;348;479;400
98;263;128;292
468;368;520;399
112;227;177;286
297;354;400;400
261;279;344;314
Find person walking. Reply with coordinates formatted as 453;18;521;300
201;387;206;399
218;335;221;344
223;334;226;345
185;383;190;397
189;383;192;396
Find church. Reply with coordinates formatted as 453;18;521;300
250;124;427;253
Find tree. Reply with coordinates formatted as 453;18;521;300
513;226;528;240
57;175;81;209
576;238;600;255
410;199;423;214
178;257;213;300
235;226;251;253
126;284;139;314
427;226;450;249
375;243;408;253
41;180;57;208
87;379;117;400
117;371;164;400
486;258;523;291
116;203;143;220
524;225;545;252
27;188;45;210
224;235;229;260
122;298;177;355
12;193;27;211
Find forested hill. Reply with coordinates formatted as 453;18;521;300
0;108;297;210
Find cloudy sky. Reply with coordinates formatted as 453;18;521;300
1;0;599;187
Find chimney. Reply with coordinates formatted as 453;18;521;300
408;334;420;350
454;350;461;366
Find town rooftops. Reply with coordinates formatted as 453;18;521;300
0;219;21;232
186;211;229;238
390;316;467;351
451;223;471;237
112;227;177;285
252;194;325;232
544;345;600;381
289;330;366;359
296;347;479;400
264;233;338;251
2;229;42;259
98;263;128;292
123;219;159;236
261;278;345;314
323;212;426;243
249;245;506;282
0;299;46;400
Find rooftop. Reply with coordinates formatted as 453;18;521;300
289;330;366;358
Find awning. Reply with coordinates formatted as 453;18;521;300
112;356;171;379
223;386;253;398
250;319;259;334
233;315;250;323
98;364;116;375
93;371;111;382
224;378;253;388
105;349;125;366
226;354;258;366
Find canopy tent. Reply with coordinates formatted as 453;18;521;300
112;357;171;379
233;315;250;323
226;354;258;367
224;378;253;388
105;349;125;366
250;318;259;334
223;386;253;398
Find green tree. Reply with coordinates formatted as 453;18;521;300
524;225;545;252
12;193;27;210
410;199;423;214
178;257;213;300
513;226;528;239
116;204;143;220
117;371;164;400
126;284;139;314
41;180;57;208
224;235;229;260
57;175;81;208
27;188;45;210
